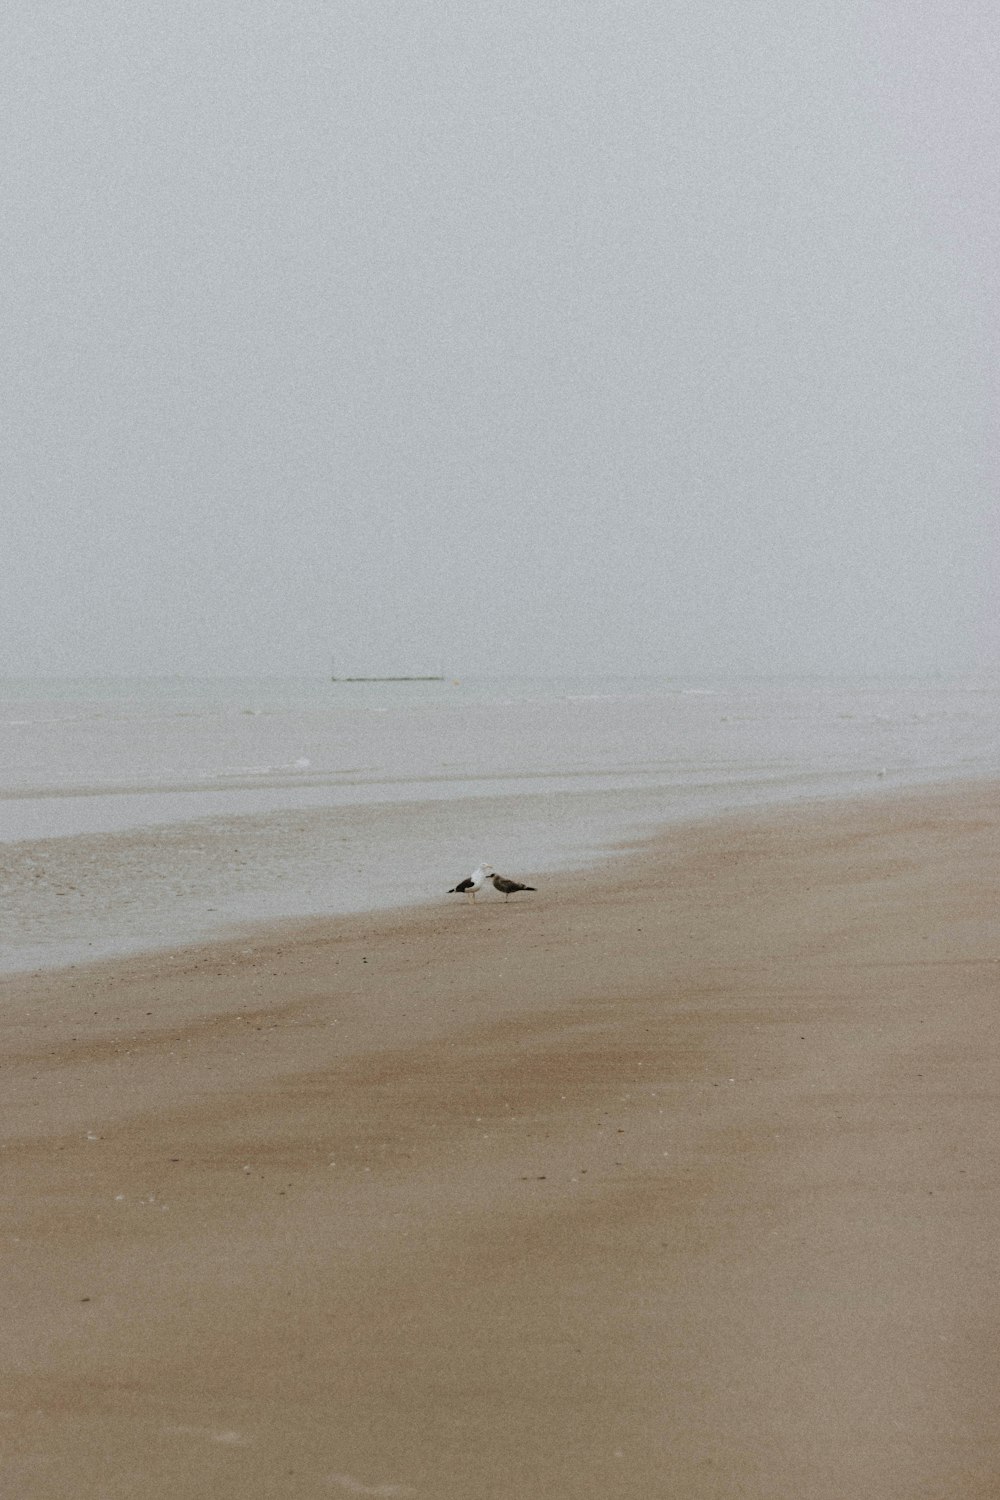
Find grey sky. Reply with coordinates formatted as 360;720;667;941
2;1;995;677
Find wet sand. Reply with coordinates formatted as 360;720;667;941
2;782;999;1498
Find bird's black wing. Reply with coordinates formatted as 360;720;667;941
449;877;474;893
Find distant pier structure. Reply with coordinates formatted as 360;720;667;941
330;659;445;682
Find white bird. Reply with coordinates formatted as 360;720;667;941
448;864;494;902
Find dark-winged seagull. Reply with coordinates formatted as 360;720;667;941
491;874;536;902
448;864;494;902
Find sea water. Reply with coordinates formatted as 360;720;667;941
1;674;997;973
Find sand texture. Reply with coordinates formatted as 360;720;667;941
2;782;999;1498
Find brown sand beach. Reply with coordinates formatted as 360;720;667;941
2;781;999;1498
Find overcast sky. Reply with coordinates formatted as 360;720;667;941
2;1;995;677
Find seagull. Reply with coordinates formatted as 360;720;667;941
491;874;536;902
448;864;494;902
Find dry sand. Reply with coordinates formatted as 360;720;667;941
2;782;999;1499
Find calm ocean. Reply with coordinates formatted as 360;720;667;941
1;673;996;974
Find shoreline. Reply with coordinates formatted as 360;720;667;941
3;780;1000;1497
2;769;989;982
